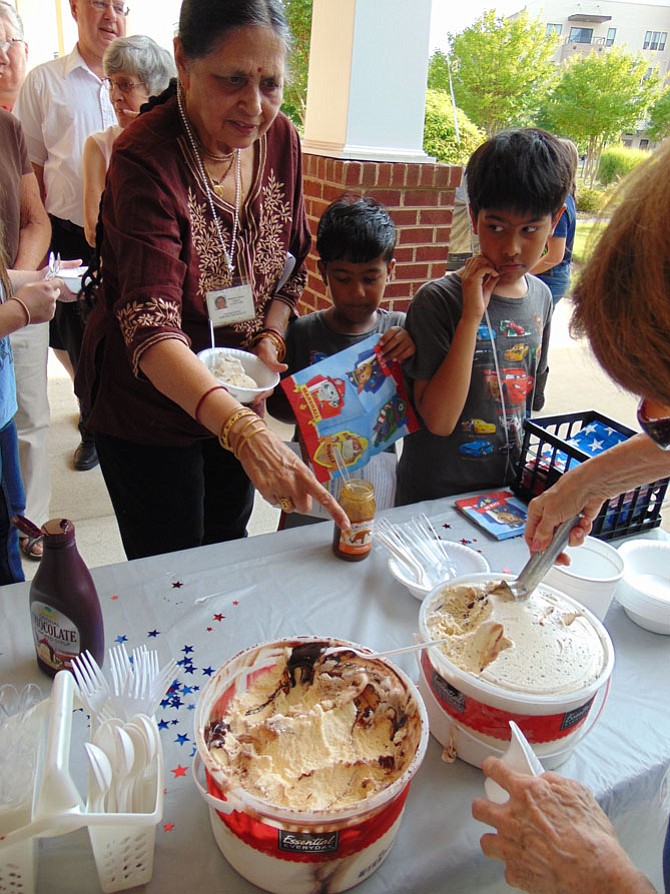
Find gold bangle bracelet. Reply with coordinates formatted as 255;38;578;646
218;407;258;452
228;417;265;452
249;329;286;363
234;426;265;460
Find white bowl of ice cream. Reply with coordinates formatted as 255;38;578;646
417;573;615;769
615;540;670;635
197;347;280;404
388;541;491;600
194;637;428;894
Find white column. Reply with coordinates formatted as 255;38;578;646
303;0;433;162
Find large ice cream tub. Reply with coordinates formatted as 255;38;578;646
417;573;615;769
193;637;429;894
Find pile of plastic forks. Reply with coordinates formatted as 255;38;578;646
72;646;177;724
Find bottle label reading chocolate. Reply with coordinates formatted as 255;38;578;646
30;601;80;672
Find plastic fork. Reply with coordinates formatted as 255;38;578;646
71;651;111;719
108;644;131;696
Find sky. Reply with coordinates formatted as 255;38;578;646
429;1;529;52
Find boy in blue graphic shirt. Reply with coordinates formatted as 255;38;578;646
397;129;572;504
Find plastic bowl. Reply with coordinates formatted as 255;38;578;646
197;347;280;404
615;540;670;635
388;541;490;601
542;536;624;621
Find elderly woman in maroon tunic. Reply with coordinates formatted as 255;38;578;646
76;0;347;559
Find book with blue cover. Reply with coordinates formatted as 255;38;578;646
454;490;528;540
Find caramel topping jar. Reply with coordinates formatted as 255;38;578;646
332;480;376;562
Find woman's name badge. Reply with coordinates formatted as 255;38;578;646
206;282;254;327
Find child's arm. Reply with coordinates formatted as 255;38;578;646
414;255;499;436
378;325;415;362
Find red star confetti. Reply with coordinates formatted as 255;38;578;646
213;613;225;622
111;594;119;600
163;823;175;832
171;764;188;778
442;523;451;530
460;538;472;545
206;626;213;632
172;581;183;589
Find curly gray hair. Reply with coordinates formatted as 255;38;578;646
103;35;176;97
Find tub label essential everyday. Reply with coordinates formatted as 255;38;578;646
278;831;339;854
431;670;466;714
560;697;595;731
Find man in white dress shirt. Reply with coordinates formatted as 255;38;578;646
14;0;128;472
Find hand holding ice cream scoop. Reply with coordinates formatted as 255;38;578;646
492;514;581;600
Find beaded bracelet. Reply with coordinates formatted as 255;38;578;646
10;296;31;326
194;385;226;424
218;407;258;452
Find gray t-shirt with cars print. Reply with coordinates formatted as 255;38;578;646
396;272;552;504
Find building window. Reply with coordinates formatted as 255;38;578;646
546;23;562;37
639;139;650;149
569;26;593;44
606;27;616;47
643;30;667;50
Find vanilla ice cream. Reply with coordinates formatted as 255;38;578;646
211;354;257;389
426;581;607;695
204;642;424;811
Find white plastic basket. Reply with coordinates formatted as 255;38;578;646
0;673;163;894
0;838;36;894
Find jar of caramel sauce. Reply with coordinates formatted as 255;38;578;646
332;480;376;561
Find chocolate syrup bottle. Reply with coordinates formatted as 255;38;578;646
29;518;104;677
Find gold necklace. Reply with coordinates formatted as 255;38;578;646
207;153;236;194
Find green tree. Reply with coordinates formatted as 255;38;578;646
539;49;662;185
427;49;451;93
423;89;485;164
449;10;558;135
647;86;670;140
282;0;313;129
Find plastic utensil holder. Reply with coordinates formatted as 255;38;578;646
0;672;163;894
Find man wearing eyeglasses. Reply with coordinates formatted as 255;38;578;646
14;0;129;473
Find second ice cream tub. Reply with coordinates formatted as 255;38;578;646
418;573;615;768
193;637;429;894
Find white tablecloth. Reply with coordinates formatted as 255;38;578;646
1;497;669;894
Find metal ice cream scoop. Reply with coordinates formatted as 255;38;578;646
491;514;582;601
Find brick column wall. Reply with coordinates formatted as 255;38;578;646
301;154;464;314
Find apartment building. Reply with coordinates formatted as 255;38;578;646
517;0;670;146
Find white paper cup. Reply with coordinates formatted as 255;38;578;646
543;536;624;621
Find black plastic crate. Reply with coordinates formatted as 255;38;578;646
512;410;669;541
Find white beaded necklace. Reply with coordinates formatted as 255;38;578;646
177;83;241;274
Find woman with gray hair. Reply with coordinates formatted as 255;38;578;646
0;0;27;111
82;35;176;246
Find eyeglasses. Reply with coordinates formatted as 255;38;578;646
102;76;144;94
89;0;130;16
637;398;670;451
0;38;24;53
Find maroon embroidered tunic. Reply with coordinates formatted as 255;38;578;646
76;95;310;446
